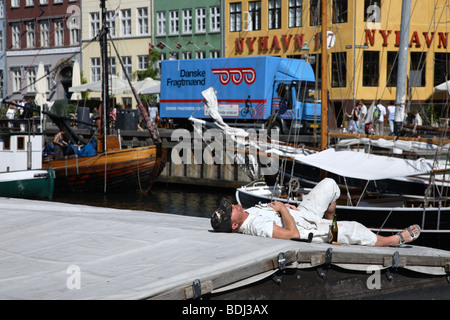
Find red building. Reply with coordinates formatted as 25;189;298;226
5;0;81;101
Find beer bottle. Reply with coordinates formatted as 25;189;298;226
330;214;338;243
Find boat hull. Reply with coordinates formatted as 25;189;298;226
236;185;450;250
43;145;166;193
0;169;55;200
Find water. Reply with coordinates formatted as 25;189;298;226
52;183;236;218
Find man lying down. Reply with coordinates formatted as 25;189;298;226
211;178;420;247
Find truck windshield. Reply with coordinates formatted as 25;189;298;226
296;81;316;103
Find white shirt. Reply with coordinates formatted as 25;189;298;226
6;108;15;119
387;105;395;121
238;204;322;240
376;104;387;122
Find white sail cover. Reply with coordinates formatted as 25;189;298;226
297;149;434;181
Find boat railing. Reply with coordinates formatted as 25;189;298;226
0;118;42;134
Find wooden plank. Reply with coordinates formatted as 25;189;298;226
150;250;297;300
297;248;450;268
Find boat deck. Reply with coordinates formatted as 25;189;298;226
0;197;449;300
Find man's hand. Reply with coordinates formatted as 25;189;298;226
268;201;300;240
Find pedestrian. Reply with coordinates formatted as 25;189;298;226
387;101;396;135
374;100;387;135
148;100;159;126
211;178;421;247
357;100;368;134
346;104;360;133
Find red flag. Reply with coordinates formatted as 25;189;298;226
149;43;154;54
156;41;166;49
176;42;182;50
186;40;194;46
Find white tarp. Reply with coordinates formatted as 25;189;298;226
297;149;435;181
0;197;448;300
69;76;130;95
336;138;450;156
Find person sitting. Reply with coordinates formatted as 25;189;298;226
53;129;69;160
211;178;421;247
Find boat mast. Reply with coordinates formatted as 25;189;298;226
100;0;110;144
394;0;411;135
320;0;328;151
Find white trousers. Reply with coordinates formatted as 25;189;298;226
297;178;378;246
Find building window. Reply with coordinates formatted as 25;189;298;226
27;67;36;92
248;1;261;31
11;23;20;49
108;57;116;77
91;58;101;82
121;9;131;36
434;53;450;87
90;12;100;38
289;0;302;28
332;0;347;24
182;51;192;60
268;0;281;30
12;68;22;92
210;50;220;58
169;10;179;35
410;52;426;87
196;51;206;59
386;51;398;87
40;21;49;47
310;0;321;26
122;56;132;80
332;52;347;88
26;0;34;7
157;11;166;36
54;19;64;46
138;56;148;71
26;22;35;48
40;0;48;4
196;8;206;33
363;51;379;87
137;8;148;35
106;11;116;37
11;0;19;8
182;9;192;34
230;3;242;32
210;6;221;32
70;28;79;45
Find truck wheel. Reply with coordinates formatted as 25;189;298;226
270;121;282;134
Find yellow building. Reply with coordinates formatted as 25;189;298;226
81;0;153;109
224;0;450;126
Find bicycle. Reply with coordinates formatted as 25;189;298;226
240;96;253;117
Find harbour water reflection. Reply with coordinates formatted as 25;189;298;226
53;183;236;218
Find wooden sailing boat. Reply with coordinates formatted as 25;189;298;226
41;0;166;194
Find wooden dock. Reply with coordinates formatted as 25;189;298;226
0;197;449;300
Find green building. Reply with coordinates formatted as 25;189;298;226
152;0;223;65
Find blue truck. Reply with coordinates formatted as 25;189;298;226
160;56;320;134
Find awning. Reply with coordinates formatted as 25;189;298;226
297;149;434;181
